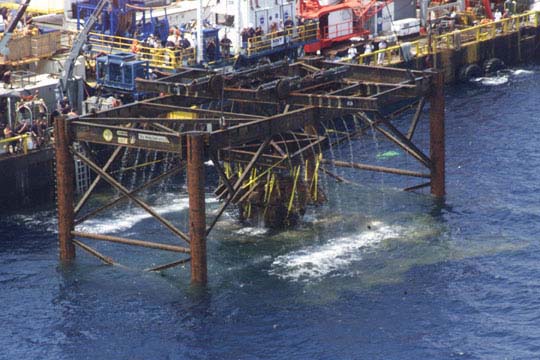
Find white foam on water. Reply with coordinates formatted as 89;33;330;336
479;76;509;86
511;69;534;76
77;197;191;234
269;221;400;282
8;212;58;234
76;195;218;235
235;226;268;236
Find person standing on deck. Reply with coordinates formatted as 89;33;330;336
494;8;503;32
206;39;216;62
494;9;502;22
348;44;358;60
284;16;294;28
363;42;374;65
220;35;232;59
3;124;16;154
377;39;387;65
504;0;517;15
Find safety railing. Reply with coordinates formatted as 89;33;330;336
88;33;196;70
323;21;359;40
0;133;32;156
0;2;63;15
432;10;539;49
247;22;318;56
356;10;540;65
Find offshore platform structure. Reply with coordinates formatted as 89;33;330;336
54;60;445;285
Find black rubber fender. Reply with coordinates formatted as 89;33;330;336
458;63;483;82
483;58;506;75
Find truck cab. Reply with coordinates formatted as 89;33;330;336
95;52;150;100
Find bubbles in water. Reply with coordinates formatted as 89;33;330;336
511;69;534;76
235;227;268;236
76;197;191;234
76;195;218;235
472;76;509;86
5;211;58;234
269;221;401;282
471;67;534;86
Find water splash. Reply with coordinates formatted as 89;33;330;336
235;227;269;236
76;197;191;234
76;195;218;235
269;221;401;282
129;148;142;192
471;67;534;86
478;76;509;86
511;69;534;76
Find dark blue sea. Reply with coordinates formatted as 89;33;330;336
2;68;540;359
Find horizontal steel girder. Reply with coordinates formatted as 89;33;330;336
320;61;430;84
210;107;317;148
136;82;379;111
70;121;183;153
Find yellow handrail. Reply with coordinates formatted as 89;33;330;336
89;22;319;66
89;32;196;69
1;133;31;155
356;10;540;65
247;22;319;56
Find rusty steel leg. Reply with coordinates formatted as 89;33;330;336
187;133;207;284
429;71;445;198
55;117;76;261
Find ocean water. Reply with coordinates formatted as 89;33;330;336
2;67;540;359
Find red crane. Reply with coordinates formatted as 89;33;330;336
298;0;394;52
464;0;494;19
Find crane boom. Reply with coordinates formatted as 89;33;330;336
60;0;109;93
0;0;32;56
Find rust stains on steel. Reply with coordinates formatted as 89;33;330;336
187;133;208;284
54;59;445;284
55;116;76;262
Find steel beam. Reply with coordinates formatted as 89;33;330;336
321;61;428;84
82;117;255;125
74;146;124;215
407;97;426;140
187;133;207;284
159;68;214;82
322;159;431;178
219;149;291;168
73;150;191;243
210;107;316;147
73;240;115;265
209;152;234;196
429;71;445;198
358;112;433;169
72;231;190;253
54;116;76;262
145;257;192;272
75;166;182;225
71;121;183;153
206;139;270;236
